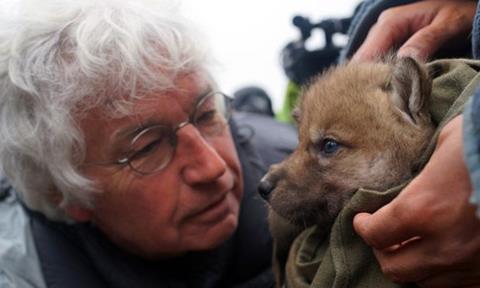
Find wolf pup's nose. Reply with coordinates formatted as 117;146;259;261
258;179;274;201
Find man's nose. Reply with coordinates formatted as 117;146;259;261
176;124;227;184
258;177;275;201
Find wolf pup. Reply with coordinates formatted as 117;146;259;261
259;57;436;281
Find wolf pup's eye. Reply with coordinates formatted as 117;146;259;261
320;138;340;155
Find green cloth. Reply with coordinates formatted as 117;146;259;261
276;81;301;123
276;59;480;288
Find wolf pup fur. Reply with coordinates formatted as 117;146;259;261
259;57;436;283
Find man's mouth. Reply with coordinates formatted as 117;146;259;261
188;193;233;225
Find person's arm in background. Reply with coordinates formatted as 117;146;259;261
353;0;477;61
351;0;480;286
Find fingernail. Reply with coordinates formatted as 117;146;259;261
353;213;369;228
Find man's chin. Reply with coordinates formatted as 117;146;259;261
187;211;239;251
131;211;240;259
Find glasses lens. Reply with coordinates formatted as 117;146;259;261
128;125;174;174
123;92;233;175
193;92;232;137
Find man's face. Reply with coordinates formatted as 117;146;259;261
75;74;243;258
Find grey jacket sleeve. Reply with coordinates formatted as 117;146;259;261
0;186;47;288
462;2;480;217
464;90;480;217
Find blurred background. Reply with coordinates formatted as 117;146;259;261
0;0;361;114
181;0;361;112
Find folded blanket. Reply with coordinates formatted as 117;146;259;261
273;59;480;288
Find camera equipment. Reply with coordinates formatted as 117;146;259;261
281;7;359;85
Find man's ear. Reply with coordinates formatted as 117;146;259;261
64;204;93;222
388;57;432;125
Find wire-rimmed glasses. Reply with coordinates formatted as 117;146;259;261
99;91;233;175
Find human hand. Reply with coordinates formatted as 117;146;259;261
353;0;477;62
353;115;480;287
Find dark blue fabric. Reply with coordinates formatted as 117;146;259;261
472;2;480;59
465;2;480;161
0;176;10;201
472;89;480;131
471;1;480;139
471;89;480;156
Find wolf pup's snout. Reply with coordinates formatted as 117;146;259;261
258;164;284;201
258;178;274;201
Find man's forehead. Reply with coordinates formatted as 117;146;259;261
136;73;211;111
111;85;213;141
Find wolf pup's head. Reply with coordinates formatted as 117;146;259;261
259;57;435;229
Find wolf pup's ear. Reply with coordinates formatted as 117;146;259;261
388;57;432;125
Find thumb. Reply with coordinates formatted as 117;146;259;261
353;199;421;249
353;212;372;237
353;212;381;245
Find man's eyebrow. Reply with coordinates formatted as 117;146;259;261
192;88;214;107
114;119;160;142
112;87;214;142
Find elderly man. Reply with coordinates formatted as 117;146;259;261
0;1;296;287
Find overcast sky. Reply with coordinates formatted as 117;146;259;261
181;1;361;111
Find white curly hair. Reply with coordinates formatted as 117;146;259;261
0;0;214;221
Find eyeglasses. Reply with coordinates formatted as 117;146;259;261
105;91;233;175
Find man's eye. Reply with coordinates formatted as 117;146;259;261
131;139;164;160
196;110;217;125
319;138;340;155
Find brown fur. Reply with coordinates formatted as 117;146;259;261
260;57;435;285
